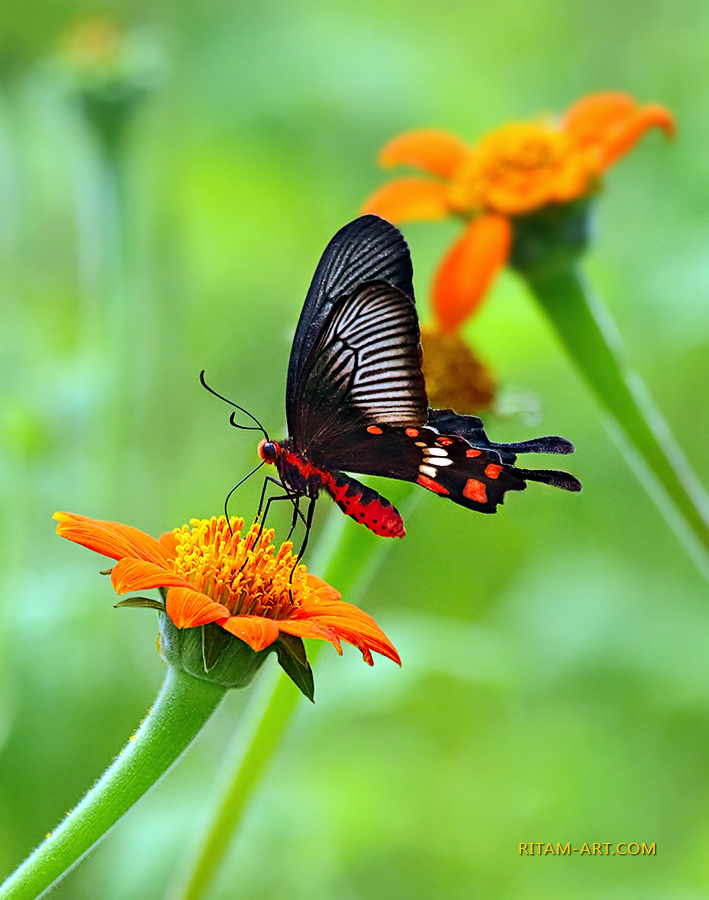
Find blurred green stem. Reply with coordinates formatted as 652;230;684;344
527;265;709;572
0;667;227;900
168;488;416;900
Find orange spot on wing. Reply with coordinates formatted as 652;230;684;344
406;428;419;437
485;464;503;479
437;437;454;446
466;448;481;458
367;425;383;434
417;474;449;495
463;479;488;503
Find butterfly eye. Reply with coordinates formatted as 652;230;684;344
258;440;278;463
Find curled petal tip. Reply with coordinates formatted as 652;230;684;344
641;103;676;138
378;129;469;179
361;178;450;224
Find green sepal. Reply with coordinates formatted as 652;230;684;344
274;634;315;702
158;614;271;689
508;197;594;281
202;622;233;673
115;596;166;611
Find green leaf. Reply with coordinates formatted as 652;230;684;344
274;634;314;702
114;597;166;611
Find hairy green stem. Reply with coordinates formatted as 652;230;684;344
528;266;709;572
0;668;227;900
168;487;416;900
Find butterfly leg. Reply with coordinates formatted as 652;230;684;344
246;477;308;571
285;494;302;543
290;496;317;583
255;476;308;526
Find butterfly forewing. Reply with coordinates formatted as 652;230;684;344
291;281;427;457
286;215;415;431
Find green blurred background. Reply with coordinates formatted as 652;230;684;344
1;1;708;897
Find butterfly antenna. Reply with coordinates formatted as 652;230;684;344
199;370;269;439
224;460;267;530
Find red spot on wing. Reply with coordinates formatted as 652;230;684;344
463;478;487;503
367;425;383;434
466;448;482;458
417;474;450;495
463;479;487;503
485;464;503;479
406;428;419;437
437;437;454;446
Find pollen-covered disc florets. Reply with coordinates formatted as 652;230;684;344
170;516;317;624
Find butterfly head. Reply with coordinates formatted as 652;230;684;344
258;439;278;464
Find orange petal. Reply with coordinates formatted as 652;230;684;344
278;619;344;654
597;104;675;169
54;512;173;567
304;573;342;602
111;557;193;595
361;178;451;223
564;92;637;137
379;129;469;178
431;215;512;331
158;531;179;557
165;586;231;629
295;597;401;666
221;615;280;652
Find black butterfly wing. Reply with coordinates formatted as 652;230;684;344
427;408;576;463
291;280;428;461
316;423;580;513
286;215;415;436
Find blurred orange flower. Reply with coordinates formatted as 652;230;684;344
54;512;400;666
363;93;674;332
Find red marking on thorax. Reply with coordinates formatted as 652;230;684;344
485;464;503;479
283;449;319;481
463;479;487;503
417;474;449;495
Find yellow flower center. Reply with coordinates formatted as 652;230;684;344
172;516;310;620
449;122;590;215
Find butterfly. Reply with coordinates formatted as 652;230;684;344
242;214;581;545
197;216;580;692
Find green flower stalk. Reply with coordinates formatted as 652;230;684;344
0;511;400;898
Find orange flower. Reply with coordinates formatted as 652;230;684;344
54;512;400;667
363;92;674;332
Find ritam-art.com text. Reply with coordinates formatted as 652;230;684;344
519;843;656;856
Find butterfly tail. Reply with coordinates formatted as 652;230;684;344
515;467;582;491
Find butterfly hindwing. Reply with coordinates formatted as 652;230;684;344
317;423;580;514
427;408;576;463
